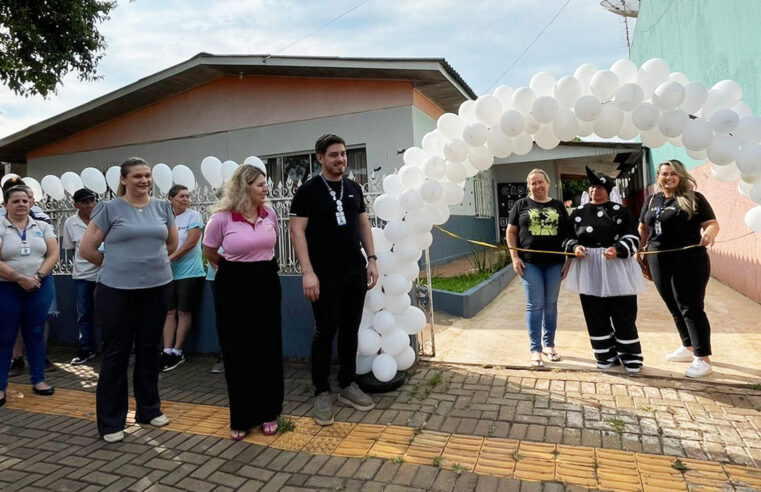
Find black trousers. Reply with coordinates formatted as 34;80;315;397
311;270;367;395
95;283;169;436
647;247;712;356
215;259;283;431
579;294;643;369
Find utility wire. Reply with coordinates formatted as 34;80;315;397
484;0;571;93
267;0;373;58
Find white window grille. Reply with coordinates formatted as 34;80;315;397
473;172;494;218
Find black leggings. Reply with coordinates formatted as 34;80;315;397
647;247;712;357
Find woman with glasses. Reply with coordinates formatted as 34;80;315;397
638;159;719;378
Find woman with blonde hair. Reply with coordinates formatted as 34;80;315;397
639;159;719;378
507;168;572;367
202;164;283;439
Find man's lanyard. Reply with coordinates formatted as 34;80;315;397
320;175;346;226
654;194;665;236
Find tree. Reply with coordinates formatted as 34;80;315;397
0;0;116;97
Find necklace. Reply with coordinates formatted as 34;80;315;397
320;175;346;226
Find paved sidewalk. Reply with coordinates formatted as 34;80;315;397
2;347;761;490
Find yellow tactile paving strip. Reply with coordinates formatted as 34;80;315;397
4;383;761;491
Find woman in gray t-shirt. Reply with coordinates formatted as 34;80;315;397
80;157;178;443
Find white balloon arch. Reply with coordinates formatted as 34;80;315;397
15;58;761;383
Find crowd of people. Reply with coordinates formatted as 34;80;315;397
0;145;721;441
508;162;720;378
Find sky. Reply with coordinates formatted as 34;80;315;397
0;0;637;140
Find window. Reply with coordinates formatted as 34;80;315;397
265;147;368;186
473;172;494;218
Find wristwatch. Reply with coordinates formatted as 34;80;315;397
367;255;378;261
35;271;47;279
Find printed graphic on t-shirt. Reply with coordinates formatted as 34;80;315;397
528;207;559;236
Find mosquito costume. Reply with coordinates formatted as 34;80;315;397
563;167;647;373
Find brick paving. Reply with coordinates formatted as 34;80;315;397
1;346;761;490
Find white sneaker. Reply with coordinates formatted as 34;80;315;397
103;430;124;443
665;346;694;362
685;358;712;378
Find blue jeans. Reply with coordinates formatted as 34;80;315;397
0;276;54;390
520;262;562;353
75;279;97;352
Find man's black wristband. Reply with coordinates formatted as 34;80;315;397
367;255;378;261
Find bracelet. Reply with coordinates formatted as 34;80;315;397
367;255;378;261
36;271;47;279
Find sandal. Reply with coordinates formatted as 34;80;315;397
543;350;561;362
530;353;544;368
230;429;248;441
261;420;278;436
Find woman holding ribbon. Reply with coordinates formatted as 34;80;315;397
507;169;572;367
564;167;646;374
638;159;719;378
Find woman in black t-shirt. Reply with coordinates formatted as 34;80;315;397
507;169;572;367
638;159;719;378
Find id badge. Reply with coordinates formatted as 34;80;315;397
655;221;662;236
336;212;347;226
20;240;31;256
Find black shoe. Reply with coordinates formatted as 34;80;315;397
32;385;54;396
71;350;96;366
210;355;224;374
8;357;25;377
162;353;185;372
158;352;172;372
0;393;5;407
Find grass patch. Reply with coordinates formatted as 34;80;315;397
277;416;296;434
671;458;690;472
431;272;492;293
605;418;625;435
432;456;442;467
743;383;761;391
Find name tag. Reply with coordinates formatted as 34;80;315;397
20;241;31;256
336;212;347;226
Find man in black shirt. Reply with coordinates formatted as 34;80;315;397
290;134;379;425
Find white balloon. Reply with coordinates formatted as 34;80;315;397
384;293;411;314
462;122;489;147
736;145;761;177
105;166;121;193
574;95;602;122
658;110;689;138
407;211;433;234
614;83;645;111
553;109;580;141
733;101;753;118
499;110;526;137
373;310;397;335
473;95;503;126
751;184;761;206
152;164;172;194
679;81;709;115
701;89;733;119
200;156;223;188
742;173;761;184
573;64;598;92
374;194;404;221
634;69;658;99
709;109;740;134
652;81;686;111
360;308;374;329
640;128;668;148
41;175;65;200
372;227;393;253
590;70;619;102
61;172;84;195
399;260;421;281
403;147;427;167
365;289;386;312
530;71;556;96
632;102;660;131
512;133;534;155
745;206;761;231
686;148;708;161
524;114;541;135
444;139;469;163
593;104;624;139
399;188;424;212
617;113;639;140
554;76;582;108
419;179;444;203
707;135;739;166
511;87;536;114
668;135;684;148
422;155;447;180
682;118;714;151
399;165;425;189
172;164;196;191
243;156;266;174
534;124;560;150
441;181;465;205
668;72;689;85
486;127;513;158
80;167;107;194
437;113;465;139
416;231;433;249
395;243;422;264
376;251;398;275
221;160;239;183
397;306;426;335
710;163;740;182
462;159;478;178
372;353;398;382
381;328;410;356
739;180;754;198
531;96;560;124
577;120;594;137
458;100;478;123
384;220;411;243
358;329;382;356
610;58;638;84
0;173;19;187
468;145;494;171
641;58;671;85
735;116;761;144
21;177;43;202
713;79;743;106
424;202;450;225
394;346;416;371
422;130;447;156
493;85;514;107
445;161;467;184
383;174;405;196
356;354;375;375
383;274;411;297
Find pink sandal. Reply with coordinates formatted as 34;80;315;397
230;429;248;441
261;420;278;436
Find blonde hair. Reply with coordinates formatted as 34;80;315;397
213;165;268;213
117;157;150;197
526;169;551;198
657;159;697;219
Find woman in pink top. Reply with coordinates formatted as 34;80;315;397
202;165;282;440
